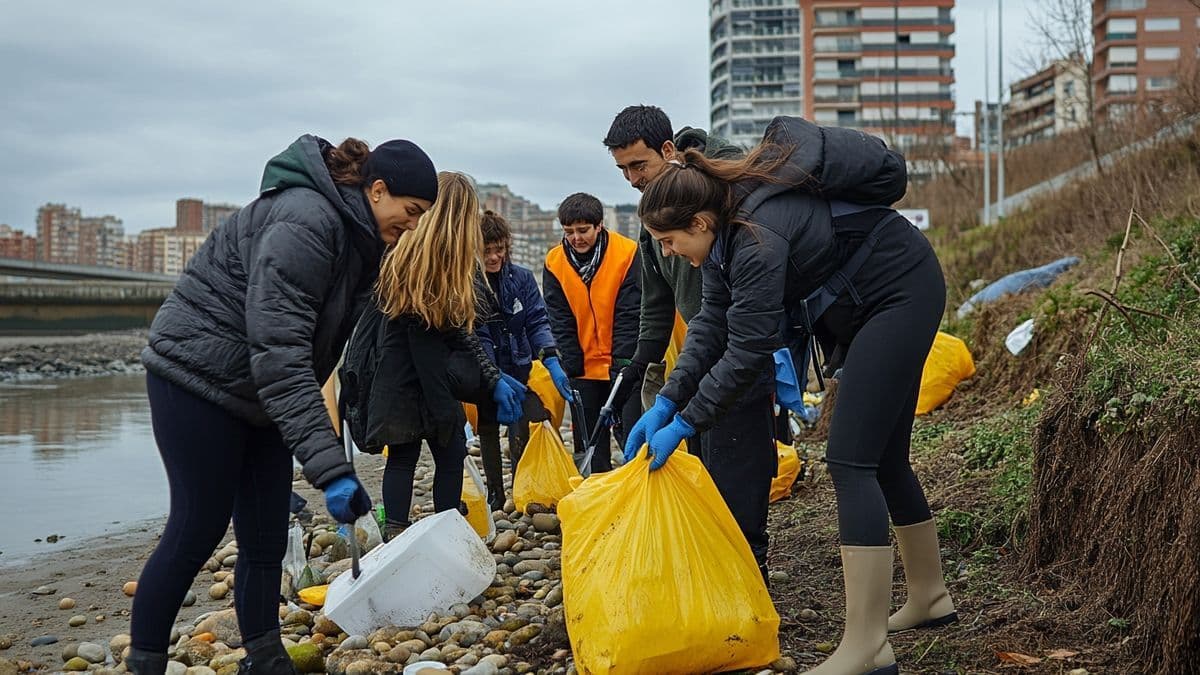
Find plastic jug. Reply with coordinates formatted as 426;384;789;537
323;510;497;636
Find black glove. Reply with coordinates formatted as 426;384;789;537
609;360;647;410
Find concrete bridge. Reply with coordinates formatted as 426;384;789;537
0;257;178;283
0;281;175;332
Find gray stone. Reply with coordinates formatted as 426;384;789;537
31;635;59;646
339;635;369;651
77;642;106;663
166;662;188;675
462;662;499;675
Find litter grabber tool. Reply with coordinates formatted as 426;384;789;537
576;372;624;477
568;387;589;466
342;420;361;581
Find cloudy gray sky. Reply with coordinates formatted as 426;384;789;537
1;1;1042;234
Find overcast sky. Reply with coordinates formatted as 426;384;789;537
1;1;1043;234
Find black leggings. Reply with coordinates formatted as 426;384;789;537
825;251;946;546
382;428;467;526
132;372;291;653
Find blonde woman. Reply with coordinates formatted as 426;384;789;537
362;172;523;538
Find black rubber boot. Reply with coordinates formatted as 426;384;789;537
238;630;297;674
125;647;169;675
384;519;410;542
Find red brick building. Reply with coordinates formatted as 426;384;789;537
1093;0;1200;122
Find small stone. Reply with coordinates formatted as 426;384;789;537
64;656;90;671
167;661;188;675
462;662;499;675
286;643;324;673
62;643;79;661
186;668;217;675
313;615;341;636
0;637;10;650
339;635;369;651
450;603;471;619
418;646;443;661
491;531;518;553
33;585;57;595
478;654;507;668
385;646;411;663
768;570;789;583
58;597;77;610
77;642;106;663
816;641;836;653
209;583;229;600
771;656;798;672
544;586;563;608
31;635;60;646
799;608;818;621
182;590;197;607
1067;670;1090;675
345;660;378;675
110;635;132;654
530;513;560;533
95;614;106;623
122;581;138;596
507;624;540;646
69;615;87;627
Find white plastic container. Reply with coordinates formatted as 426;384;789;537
323;510;497;636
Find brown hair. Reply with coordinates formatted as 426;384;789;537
325;138;371;186
637;143;790;232
481;210;512;246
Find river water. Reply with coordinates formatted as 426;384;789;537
0;374;168;565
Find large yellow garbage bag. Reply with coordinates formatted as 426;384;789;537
513;421;579;513
462;457;496;542
770;441;801;503
917;331;976;415
558;448;780;674
528;361;565;430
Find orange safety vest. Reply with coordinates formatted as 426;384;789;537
544;231;638;381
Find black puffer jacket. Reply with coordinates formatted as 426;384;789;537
142;135;384;488
660;116;908;431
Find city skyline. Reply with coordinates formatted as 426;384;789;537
0;1;1050;235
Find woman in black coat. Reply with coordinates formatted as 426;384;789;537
630;117;957;675
129;136;440;675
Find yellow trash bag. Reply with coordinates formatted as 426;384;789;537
463;402;479;435
461;456;496;542
512;421;579;513
663;312;688;376
917;331;976;415
528;361;566;430
558;448;780;674
297;584;328;607
770;441;801;503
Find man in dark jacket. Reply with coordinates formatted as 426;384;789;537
543;192;641;474
604;105;779;574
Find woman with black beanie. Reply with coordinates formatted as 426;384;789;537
126;136;440;674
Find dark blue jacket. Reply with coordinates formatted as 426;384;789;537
476;261;556;381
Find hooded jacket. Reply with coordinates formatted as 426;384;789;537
142;135;384;488
659;116;911;432
631;127;744;367
475;260;557;381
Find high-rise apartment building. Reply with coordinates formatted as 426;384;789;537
709;0;805;148
35;203;124;267
801;0;956;154
0;225;37;261
1092;0;1200;122
133;227;208;275
36;203;81;263
77;215;125;269
176;198;204;233
476;182;560;276
1005;56;1090;147
202;203;240;234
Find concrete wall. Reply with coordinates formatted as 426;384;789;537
0;282;173;332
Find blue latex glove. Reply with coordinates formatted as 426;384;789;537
622;395;677;461
324;474;372;524
492;374;526;425
542;357;574;402
647;414;696;471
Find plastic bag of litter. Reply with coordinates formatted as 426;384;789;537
559;447;780;673
283;524;306;579
462;456;497;542
1005;319;1035;355
513;421;579;513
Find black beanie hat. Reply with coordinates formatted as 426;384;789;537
361;140;438;204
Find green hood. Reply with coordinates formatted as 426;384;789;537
673;126;745;160
259;135;379;246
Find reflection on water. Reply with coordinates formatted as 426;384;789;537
0;374;167;564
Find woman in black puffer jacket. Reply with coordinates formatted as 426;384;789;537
128;136;440;675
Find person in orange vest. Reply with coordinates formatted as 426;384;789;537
542;192;641;473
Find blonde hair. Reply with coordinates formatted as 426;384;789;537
376;172;482;329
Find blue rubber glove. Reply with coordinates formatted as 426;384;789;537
492;374;526;425
542;357;574;403
647;414;696;471
324;474;372;524
623;395;677;461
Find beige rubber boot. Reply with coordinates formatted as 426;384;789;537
805;546;898;675
888;519;958;632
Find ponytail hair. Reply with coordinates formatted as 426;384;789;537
637;142;792;232
324;138;371;186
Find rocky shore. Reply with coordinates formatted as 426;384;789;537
0;332;146;382
0;440;799;675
